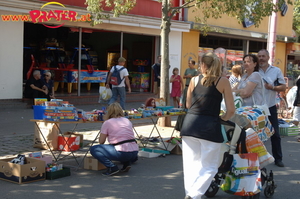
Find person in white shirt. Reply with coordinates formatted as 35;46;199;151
106;57;131;109
258;49;286;167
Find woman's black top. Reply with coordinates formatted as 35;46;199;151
180;76;223;143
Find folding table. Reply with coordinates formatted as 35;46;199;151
30;113;184;168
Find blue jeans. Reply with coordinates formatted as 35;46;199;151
90;144;138;168
109;87;126;109
268;105;283;162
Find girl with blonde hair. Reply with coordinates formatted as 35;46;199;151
180;52;235;199
90;102;139;176
229;64;243;88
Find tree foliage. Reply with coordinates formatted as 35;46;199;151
86;0;137;23
85;0;293;111
86;0;291;27
293;0;300;35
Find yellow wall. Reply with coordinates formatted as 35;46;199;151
274;42;287;74
181;31;200;77
188;4;294;37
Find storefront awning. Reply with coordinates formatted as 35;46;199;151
226;55;243;62
287;43;300;55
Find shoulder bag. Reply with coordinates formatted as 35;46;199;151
252;77;270;116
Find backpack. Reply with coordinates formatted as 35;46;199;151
110;65;125;85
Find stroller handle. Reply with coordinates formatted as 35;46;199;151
220;119;236;127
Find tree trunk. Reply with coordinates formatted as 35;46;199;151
159;0;171;127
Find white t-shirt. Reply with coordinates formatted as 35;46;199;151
110;65;129;87
259;65;285;107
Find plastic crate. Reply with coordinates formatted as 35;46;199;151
279;126;299;136
46;167;71;180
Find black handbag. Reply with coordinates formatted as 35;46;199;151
175;114;186;131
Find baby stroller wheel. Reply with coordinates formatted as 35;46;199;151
264;185;275;198
204;174;220;198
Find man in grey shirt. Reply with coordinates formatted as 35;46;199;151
181;60;199;108
258;49;286;167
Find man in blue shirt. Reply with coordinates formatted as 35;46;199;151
258;49;286;167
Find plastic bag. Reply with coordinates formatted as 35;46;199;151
286;86;297;109
99;86;112;103
221;153;262;196
245;128;274;168
221;92;243;111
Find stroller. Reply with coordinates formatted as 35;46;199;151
204;120;276;199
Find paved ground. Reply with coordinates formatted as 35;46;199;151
1;101;300;199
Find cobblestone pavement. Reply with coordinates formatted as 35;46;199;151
0;121;180;160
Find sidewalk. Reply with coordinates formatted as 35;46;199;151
0;101;180;158
1;102;300;199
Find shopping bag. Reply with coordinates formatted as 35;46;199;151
245;128;274;168
235;106;274;142
220;153;262;196
33;122;59;150
234;95;243;109
99;87;112;102
286;86;297;109
253;104;270;116
221;92;243;111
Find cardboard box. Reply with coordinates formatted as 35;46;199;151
34;98;47;105
46;167;71;180
0;157;45;184
64;132;84;147
57;134;80;152
84;157;106;170
28;152;53;166
279;126;299;136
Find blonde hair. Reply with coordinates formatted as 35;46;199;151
201;52;222;87
231;65;243;77
104;102;124;120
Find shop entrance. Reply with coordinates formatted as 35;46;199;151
23;23;157;96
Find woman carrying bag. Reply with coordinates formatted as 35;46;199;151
180;52;235;199
232;54;264;106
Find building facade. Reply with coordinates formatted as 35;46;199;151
181;2;295;83
0;0;190;100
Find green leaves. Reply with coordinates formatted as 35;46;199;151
85;0;137;25
293;0;300;35
85;0;293;34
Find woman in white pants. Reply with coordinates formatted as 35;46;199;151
180;52;235;199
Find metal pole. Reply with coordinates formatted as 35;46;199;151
120;32;123;57
77;27;82;96
267;0;278;65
